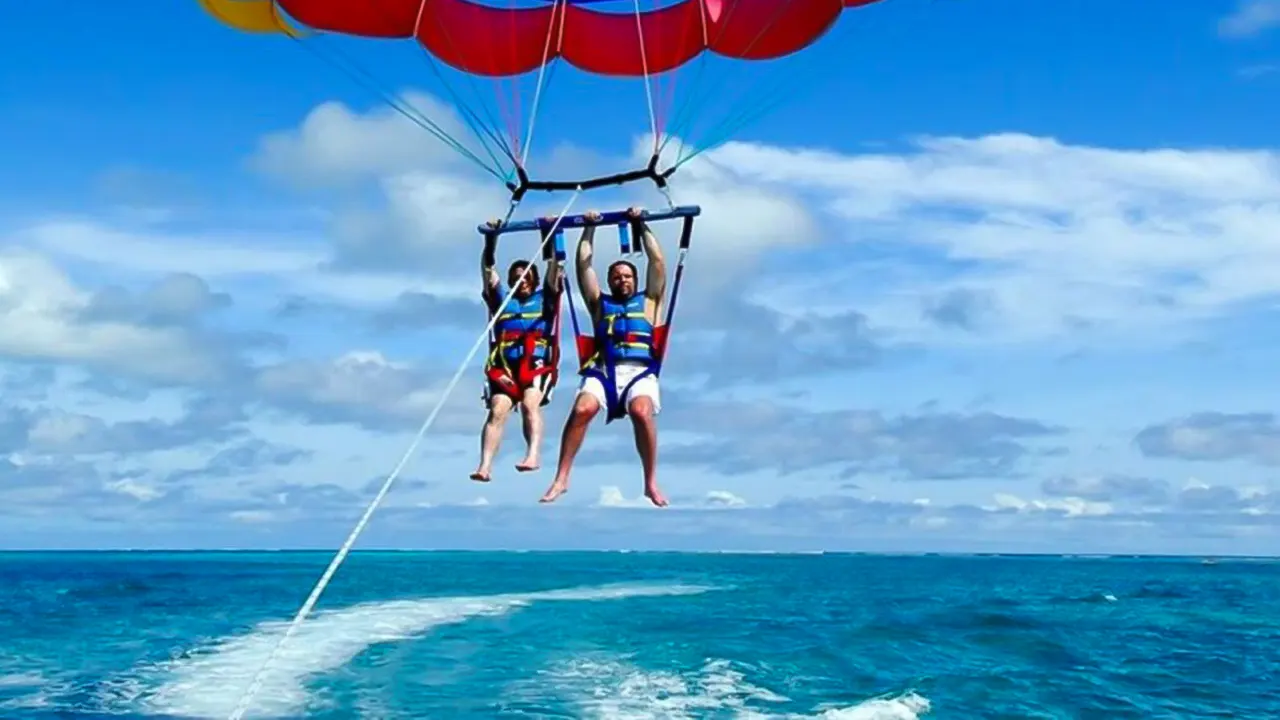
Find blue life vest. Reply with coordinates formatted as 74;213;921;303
593;292;654;365
492;289;550;363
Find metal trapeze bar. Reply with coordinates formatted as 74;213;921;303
477;205;701;237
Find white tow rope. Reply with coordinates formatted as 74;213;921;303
227;189;583;720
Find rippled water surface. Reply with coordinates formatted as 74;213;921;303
0;551;1276;718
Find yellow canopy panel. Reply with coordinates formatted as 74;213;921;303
198;0;303;37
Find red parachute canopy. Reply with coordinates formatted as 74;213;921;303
274;0;883;77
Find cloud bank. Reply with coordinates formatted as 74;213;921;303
3;90;1279;555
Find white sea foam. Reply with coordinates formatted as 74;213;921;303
0;670;66;712
539;655;930;720
127;582;714;719
0;672;45;688
814;693;932;720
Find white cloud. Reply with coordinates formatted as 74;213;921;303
595;485;647;508
707;133;1280;346
250;92;485;187
646;135;821;265
1238;63;1280;78
24;220;324;278
230;509;274;523
910;514;949;529
26;410;97;450
326;169;511;271
0;251;225;383
246;94;562;277
106;477;163;502
253;351;446;427
249;102;824;289
20;216;470;311
596;485;750;509
989;492;1113;517
704;490;747;508
10;86;1280;553
1220;0;1280;37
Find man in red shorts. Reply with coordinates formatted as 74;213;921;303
470;220;563;482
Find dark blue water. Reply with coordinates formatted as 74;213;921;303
0;551;1276;718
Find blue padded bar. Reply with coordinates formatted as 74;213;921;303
477;205;701;236
553;228;567;261
618;222;632;254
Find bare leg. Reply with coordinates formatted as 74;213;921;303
471;394;514;482
541;392;599;503
627;397;666;507
515;387;546;472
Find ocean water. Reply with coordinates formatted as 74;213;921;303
0;552;1277;719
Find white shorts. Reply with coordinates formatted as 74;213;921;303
577;362;661;416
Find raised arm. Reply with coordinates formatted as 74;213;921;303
480;220;501;305
576;211;603;311
543;252;563;298
632;208;667;302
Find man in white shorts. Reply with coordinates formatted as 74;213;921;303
577;360;661;417
540;207;669;507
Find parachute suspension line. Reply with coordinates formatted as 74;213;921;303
289;34;505;182
676;81;799;169
654;0;711;162
497;70;524;167
519;0;566;169
402;0;522;177
660;0;760;163
655;58;685;151
226;189;581;720
501;199;522;229
657;182;677;212
662;61;709;164
294;34;496;176
677;0;887;170
695;0;711;76
493;32;525;169
401;0;521;175
672;0;817;167
631;0;661;155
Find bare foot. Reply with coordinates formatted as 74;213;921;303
515;456;540;473
644;485;669;507
469;470;491;483
539;480;569;503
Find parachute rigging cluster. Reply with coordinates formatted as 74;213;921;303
199;0;886;204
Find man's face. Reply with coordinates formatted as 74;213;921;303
508;265;536;296
608;262;636;297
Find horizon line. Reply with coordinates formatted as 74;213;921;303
0;548;1275;559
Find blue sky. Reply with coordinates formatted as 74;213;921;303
2;0;1280;554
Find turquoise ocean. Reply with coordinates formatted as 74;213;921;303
0;551;1276;718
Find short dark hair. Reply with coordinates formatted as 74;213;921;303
607;260;638;280
507;260;540;286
